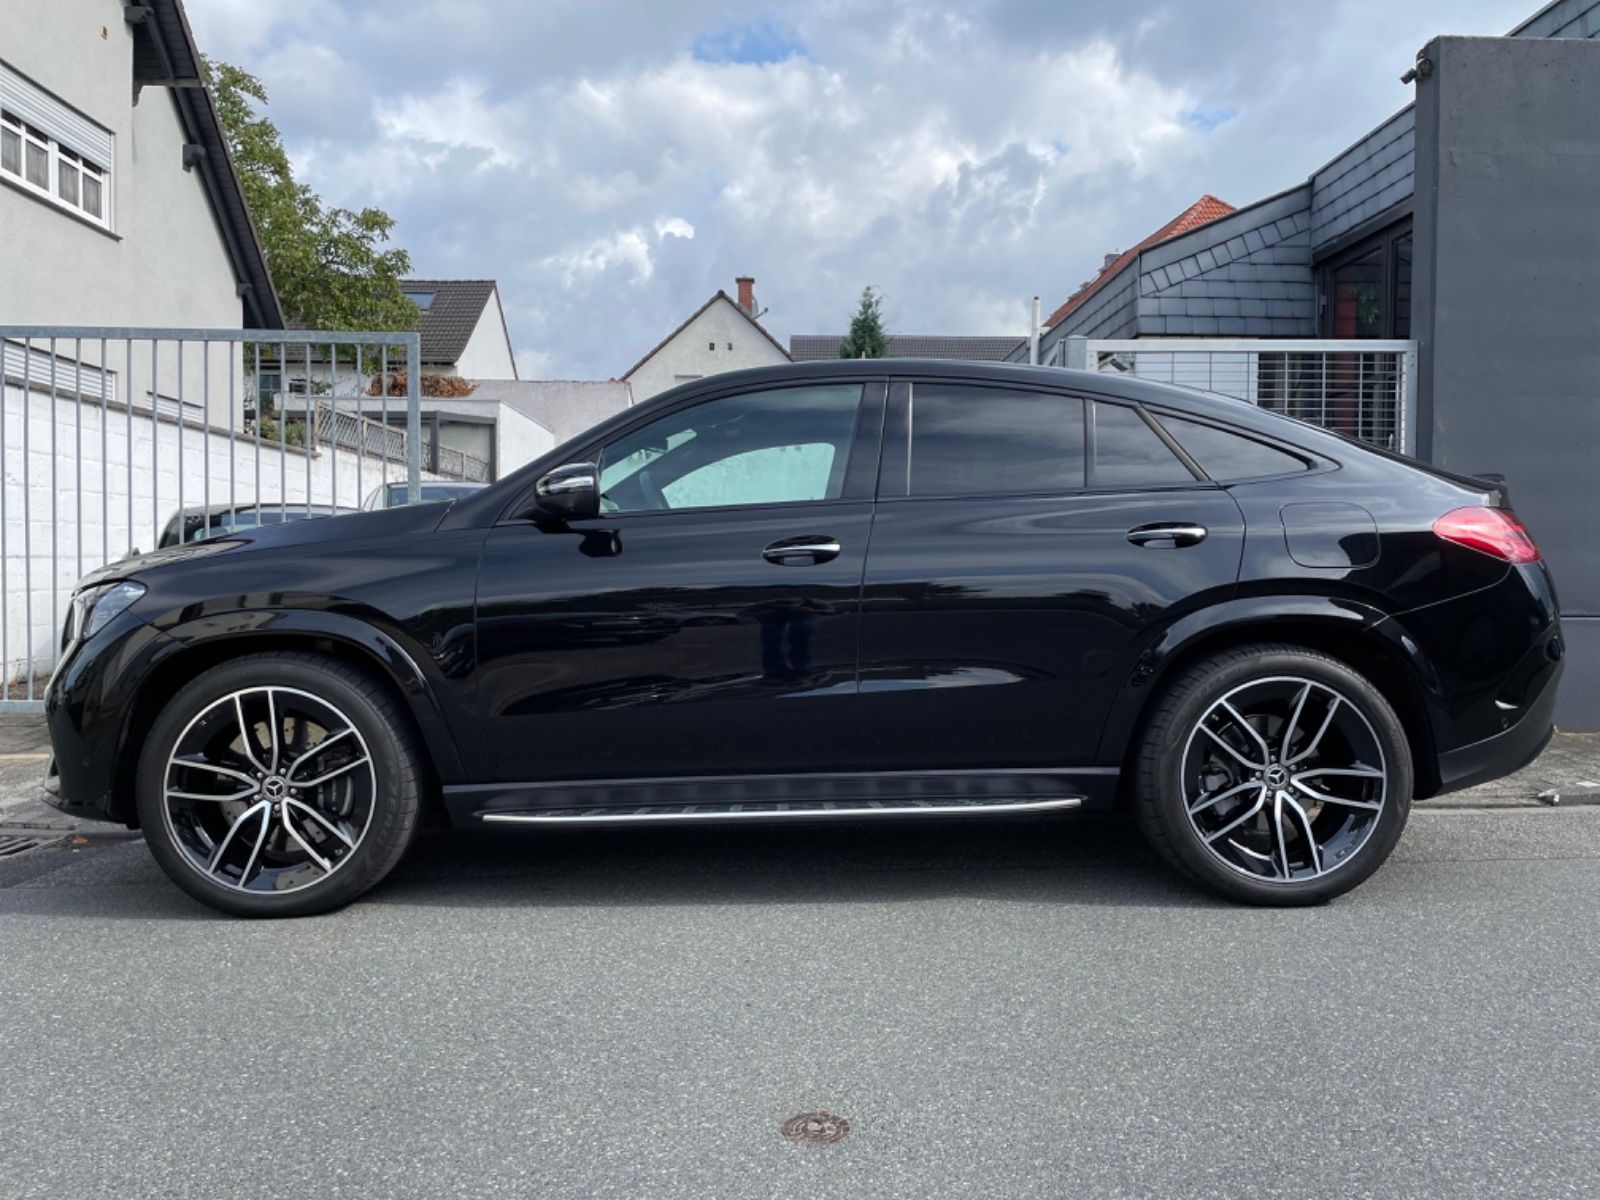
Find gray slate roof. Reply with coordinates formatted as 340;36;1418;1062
402;280;500;366
789;334;1027;362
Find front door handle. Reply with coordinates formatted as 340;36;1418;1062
763;536;842;565
1127;523;1208;548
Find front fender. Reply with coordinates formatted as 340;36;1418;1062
1092;594;1446;767
146;607;469;784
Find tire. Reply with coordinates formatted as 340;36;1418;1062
136;652;425;917
1134;643;1412;906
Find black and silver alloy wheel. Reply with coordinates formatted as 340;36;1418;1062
162;686;376;894
1181;676;1385;884
1135;644;1412;906
138;652;424;917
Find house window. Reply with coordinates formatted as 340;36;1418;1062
1317;218;1411;339
407;292;435;310
0;108;112;229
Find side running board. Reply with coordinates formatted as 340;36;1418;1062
480;795;1082;826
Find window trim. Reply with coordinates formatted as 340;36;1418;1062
0;107;113;230
1315;215;1411;340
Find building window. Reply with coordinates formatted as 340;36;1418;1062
1317;218;1411;339
1;108;112;229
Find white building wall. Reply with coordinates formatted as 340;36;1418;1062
1;0;251;424
0;1;245;333
625;297;789;401
1;381;437;689
449;292;517;379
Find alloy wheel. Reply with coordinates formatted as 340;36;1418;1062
1180;675;1387;884
161;686;376;893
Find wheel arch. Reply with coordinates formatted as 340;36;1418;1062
1101;597;1447;800
110;612;466;824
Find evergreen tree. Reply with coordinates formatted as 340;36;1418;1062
838;286;890;358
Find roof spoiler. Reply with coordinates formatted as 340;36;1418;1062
1471;472;1512;507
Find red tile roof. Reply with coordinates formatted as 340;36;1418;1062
1043;195;1235;329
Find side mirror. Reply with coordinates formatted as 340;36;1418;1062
532;461;600;522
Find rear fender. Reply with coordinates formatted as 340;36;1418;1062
1094;595;1448;781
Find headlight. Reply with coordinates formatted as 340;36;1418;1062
67;581;147;643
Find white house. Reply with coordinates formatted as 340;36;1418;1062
622;276;790;401
0;0;280;333
400;279;518;380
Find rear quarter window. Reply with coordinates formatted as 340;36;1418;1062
1156;414;1311;481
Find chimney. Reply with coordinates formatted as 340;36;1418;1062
1102;252;1120;271
735;276;756;316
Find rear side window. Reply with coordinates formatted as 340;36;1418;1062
1157;414;1310;480
1091;402;1196;488
907;384;1084;496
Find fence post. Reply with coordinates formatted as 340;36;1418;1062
404;332;422;504
1064;336;1089;371
1402;345;1419;459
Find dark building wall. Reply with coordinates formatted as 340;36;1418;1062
1310;107;1415;253
1512;0;1600;37
1135;186;1315;337
1412;34;1600;727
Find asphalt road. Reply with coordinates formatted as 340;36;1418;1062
2;808;1597;1200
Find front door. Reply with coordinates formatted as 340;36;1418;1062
857;381;1244;771
474;380;882;783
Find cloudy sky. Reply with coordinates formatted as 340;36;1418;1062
185;0;1533;379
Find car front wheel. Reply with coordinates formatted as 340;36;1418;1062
136;652;424;917
1135;644;1413;905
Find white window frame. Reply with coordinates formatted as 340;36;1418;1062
0;108;113;231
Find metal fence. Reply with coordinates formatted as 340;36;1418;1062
0;325;424;709
1057;337;1418;456
309;403;491;484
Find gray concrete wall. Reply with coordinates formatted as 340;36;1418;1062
1411;34;1600;728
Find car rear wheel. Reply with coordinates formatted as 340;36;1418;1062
136;652;425;917
1134;644;1412;905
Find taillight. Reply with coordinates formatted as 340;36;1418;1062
1432;506;1540;563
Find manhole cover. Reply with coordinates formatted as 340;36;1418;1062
780;1111;851;1147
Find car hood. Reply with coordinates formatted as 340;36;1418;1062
79;502;453;589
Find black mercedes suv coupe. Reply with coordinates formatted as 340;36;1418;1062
42;361;1562;916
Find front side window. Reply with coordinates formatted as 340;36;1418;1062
1091;402;1195;488
907;384;1084;497
598;384;861;514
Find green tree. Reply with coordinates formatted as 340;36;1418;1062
839;286;890;358
205;58;417;331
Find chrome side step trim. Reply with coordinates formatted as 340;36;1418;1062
481;796;1083;826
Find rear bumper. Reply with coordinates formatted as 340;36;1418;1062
1434;650;1562;795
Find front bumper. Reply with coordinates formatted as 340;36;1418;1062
42;612;175;826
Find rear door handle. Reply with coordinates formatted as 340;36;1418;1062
762;536;842;565
1126;523;1208;548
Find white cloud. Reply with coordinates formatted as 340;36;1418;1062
182;0;1537;377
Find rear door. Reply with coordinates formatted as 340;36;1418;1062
857;380;1245;771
